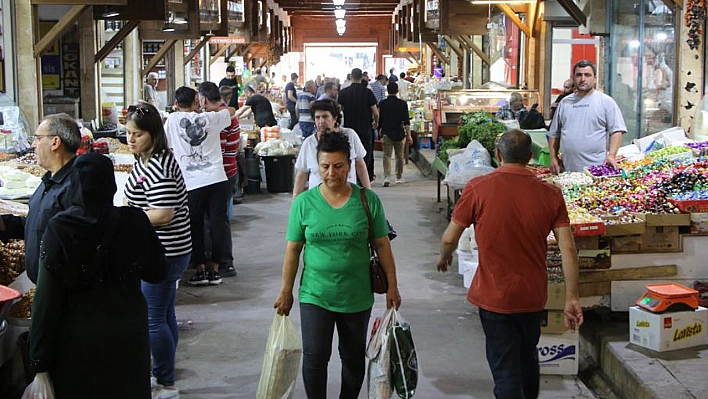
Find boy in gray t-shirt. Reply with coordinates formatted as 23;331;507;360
548;60;627;173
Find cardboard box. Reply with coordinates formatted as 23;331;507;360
629;306;708;352
574;235;599;250
546;282;566;310
541;310;569;333
538;330;579;375
641;226;681;252
610;235;642;253
642;213;691;227
578;249;611;269
604;220;646;236
690;213;708;235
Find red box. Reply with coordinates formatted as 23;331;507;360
571;222;606;236
668;199;708;213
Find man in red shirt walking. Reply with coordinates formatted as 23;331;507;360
436;129;583;399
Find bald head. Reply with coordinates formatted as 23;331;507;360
496;129;532;165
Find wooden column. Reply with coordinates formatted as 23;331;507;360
124;30;140;107
15;1;40;126
78;8;97;123
678;4;704;137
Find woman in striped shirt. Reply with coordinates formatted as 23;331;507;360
123;103;192;399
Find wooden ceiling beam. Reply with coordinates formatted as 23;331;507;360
224;45;243;62
142;39;177;78
95;20;139;63
495;4;531;37
34;5;88;57
458;35;489;65
425;41;449;65
456;35;471;52
442;36;463;59
210;44;229;66
555;0;587;26
184;38;209;65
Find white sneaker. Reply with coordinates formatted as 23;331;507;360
383;177;391;187
395;177;406;184
153;387;180;399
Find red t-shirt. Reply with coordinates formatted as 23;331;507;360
452;165;570;314
220;113;240;179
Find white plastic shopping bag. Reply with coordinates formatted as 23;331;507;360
21;372;56;399
256;313;303;399
366;308;395;399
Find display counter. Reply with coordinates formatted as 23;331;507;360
433;89;540;145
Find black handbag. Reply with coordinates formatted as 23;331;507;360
360;188;389;294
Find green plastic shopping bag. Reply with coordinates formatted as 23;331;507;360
256;313;303;399
390;310;418;399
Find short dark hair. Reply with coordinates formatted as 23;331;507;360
125;103;169;160
573;60;596;76
290;72;298;80
376;74;387;82
317;130;350;161
351;68;363;79
220;86;233;99
387;82;399;94
175;86;197;108
198;81;221;102
42;113;81;154
226;65;235;73
400;72;406;79
496;129;532;164
311;100;342;125
324;81;336;92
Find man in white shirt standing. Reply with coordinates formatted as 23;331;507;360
164;85;234;286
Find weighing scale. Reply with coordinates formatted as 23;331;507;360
635;283;699;313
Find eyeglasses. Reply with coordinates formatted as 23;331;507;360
127;105;150;117
33;134;58;141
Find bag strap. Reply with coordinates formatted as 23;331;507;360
359;188;377;253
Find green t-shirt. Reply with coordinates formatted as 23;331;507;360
287;184;389;313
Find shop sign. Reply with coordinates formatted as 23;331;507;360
209;37;246;44
62;26;81;98
39;22;60;90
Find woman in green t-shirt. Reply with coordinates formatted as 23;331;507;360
274;131;401;399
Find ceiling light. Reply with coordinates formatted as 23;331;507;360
101;7;120;18
334;8;346;19
162;22;175;32
470;0;534;4
336;18;346;29
337;26;346;35
333;0;345;6
173;17;188;25
205;29;216;37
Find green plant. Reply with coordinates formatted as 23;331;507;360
437;111;506;164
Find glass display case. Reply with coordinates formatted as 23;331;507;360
433;89;541;143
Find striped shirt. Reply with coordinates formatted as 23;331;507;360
221;111;240;179
124;150;192;257
296;92;315;123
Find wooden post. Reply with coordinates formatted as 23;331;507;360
78;7;97;122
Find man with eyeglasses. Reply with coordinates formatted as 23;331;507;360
0;113;82;283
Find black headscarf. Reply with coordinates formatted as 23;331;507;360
40;153;118;286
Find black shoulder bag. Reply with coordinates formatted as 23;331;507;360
360;188;389;294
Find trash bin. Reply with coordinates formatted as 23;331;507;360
244;155;261;194
262;155;295;193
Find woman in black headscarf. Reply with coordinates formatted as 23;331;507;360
28;153;168;399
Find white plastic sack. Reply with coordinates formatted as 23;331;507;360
21;372;56;399
256;313;303;399
443;140;494;189
366;308;395;399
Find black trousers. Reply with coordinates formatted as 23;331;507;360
187;181;230;266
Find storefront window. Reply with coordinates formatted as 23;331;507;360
610;0;676;141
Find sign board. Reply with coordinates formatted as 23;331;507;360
210;37;247;44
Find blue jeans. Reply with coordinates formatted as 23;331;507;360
300;303;371;399
299;121;316;138
142;253;191;385
479;308;543;399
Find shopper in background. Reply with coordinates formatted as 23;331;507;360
252;68;269;92
296;80;317;138
218;65;240;108
338;67;379;182
235;86;278;128
388;68;398;83
317;81;339;101
30;153;168;399
549;79;574;122
123;103;192;399
0;114;80;284
220;87;245;204
341;73;353;90
293;100;371;197
284;72;299;130
396;72;411;100
378;82;412;187
548;60;627;173
369;74;388;104
275;131;401;399
165;86;233;286
436;129;583;399
144;72;161;109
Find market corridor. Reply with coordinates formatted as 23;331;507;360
171;157;594;398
